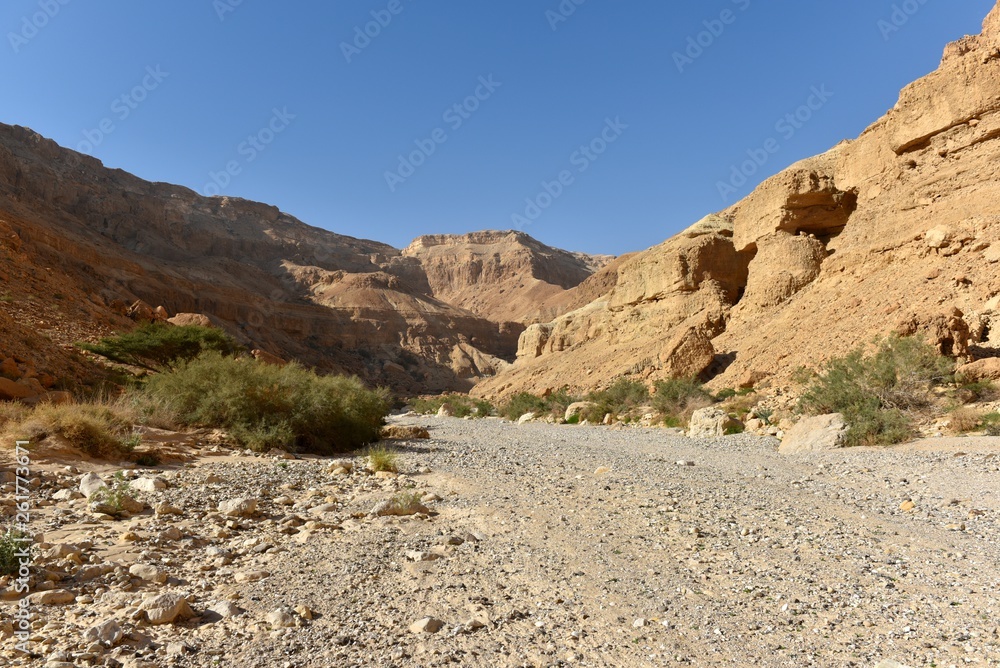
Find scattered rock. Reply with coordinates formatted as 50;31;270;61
218;498;258;518
79;473;106;498
778;414;848;454
409;617;445;634
688;407;742;438
140;592;195;625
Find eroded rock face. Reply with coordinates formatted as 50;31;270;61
403;231;612;324
476;3;1000;400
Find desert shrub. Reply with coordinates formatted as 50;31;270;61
981;412;1000;436
953;377;999;404
948;407;984;433
652;378;714;425
501;392;550;421
145;352;390;454
79;323;243;371
720;391;760;421
5;402;136;458
0;527;32;576
366;444;399;473
752;407;775;425
0;403;30;430
800;335;953;447
580;379;649;422
410;394;494;418
134;453;161;468
90;471;134;515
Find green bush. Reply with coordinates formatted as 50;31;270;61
501;392;550;421
580;379;649;422
0;528;32;576
145;352;390;454
80;323;243;370
981;412;1000;436
799;335;953;447
410;394;493;418
652;378;713;416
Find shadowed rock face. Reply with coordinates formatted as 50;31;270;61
0;124;536;393
475;2;1000;399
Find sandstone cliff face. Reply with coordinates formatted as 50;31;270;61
402;231;611;324
0;124;533;393
475;2;1000;399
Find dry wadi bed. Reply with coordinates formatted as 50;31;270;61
1;416;999;668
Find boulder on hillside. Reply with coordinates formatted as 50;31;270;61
778;414;848;454
956;357;1000;382
660;327;716;380
688;407;742;438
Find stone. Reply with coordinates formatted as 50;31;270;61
900;501;916;512
84;619;123;646
688;407;742;438
131;477;168;493
874;661;913;668
294;605;314;620
266;608;300;628
140;592;195;625
925;225;954;249
28;589;75;605
380;425;430;440
956;357;1000;382
409;617;445;634
0;377;35;400
517;412;537;424
52;489;83;501
207;600;244;619
0;357;20;379
79;473;106;498
436;404;454;418
594;466;611;475
129;564;168;584
234;570;270;583
371;496;430;517
218;498;257;518
154;502;183;516
778;414;848;454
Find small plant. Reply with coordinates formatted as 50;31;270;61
0;527;33;576
752;407;774;425
4;402;137;459
386;491;424;514
120;430;142;452
90;472;133;515
565;414;580;425
366;444;399;473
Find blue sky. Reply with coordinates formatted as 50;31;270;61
1;1;994;256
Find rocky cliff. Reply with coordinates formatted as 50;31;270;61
402;231;611;324
475;2;1000;399
0;126;601;395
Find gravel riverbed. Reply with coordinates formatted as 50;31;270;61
2;416;999;667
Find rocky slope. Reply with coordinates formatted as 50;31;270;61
402;231;612;324
476;2;1000;400
0;126;604;395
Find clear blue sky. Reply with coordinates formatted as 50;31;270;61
1;1;994;256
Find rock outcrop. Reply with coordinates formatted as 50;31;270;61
476;3;1000;399
402;231;611;324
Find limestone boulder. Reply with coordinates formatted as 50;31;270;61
778;414;848;454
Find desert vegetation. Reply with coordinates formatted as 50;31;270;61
798;335;956;446
2;326;392;459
